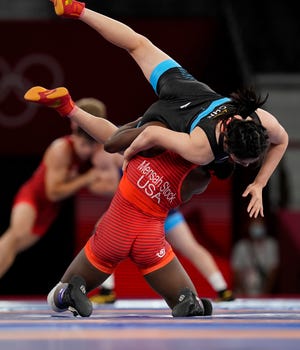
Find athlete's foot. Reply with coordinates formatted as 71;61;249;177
216;289;235;302
58;275;93;317
172;288;208;317
89;287;117;304
24;86;75;116
50;0;85;18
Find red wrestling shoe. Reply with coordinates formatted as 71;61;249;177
24;86;75;117
50;0;85;18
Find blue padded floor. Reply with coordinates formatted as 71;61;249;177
0;297;300;350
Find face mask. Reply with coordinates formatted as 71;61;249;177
249;223;266;239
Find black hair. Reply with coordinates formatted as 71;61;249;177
214;87;268;123
229;87;268;119
225;119;269;159
216;87;270;159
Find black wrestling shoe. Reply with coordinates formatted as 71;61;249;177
200;298;213;316
172;288;205;317
62;275;93;317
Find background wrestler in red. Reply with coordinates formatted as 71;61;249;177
0;98;122;280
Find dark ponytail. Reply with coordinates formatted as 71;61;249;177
229;87;268;119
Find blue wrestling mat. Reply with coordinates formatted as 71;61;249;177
0;298;300;350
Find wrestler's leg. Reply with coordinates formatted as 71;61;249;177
144;256;213;316
50;0;170;82
24;86;118;144
0;203;39;278
166;218;233;301
89;274;117;304
47;248;111;317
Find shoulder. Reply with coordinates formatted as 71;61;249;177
266;237;279;247
234;239;251;251
44;136;73;164
255;108;283;127
256;108;288;143
190;127;215;164
48;136;71;149
92;147;123;169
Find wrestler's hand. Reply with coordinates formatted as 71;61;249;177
242;181;264;218
122;130;155;170
122;158;129;172
123;145;140;171
82;168;104;186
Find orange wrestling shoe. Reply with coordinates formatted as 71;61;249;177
50;0;85;18
24;86;75;116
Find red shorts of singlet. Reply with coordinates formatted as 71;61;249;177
84;176;175;275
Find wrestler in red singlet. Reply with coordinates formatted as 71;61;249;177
85;151;198;275
13;136;92;236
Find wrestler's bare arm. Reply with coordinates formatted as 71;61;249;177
44;139;99;201
123;125;214;166
104;119;160;153
253;109;288;188
87;151;121;195
242;108;289;217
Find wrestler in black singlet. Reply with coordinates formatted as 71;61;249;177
138;59;261;163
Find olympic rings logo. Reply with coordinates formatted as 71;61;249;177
0;53;64;128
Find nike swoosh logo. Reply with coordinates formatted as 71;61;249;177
180;102;191;109
215;156;229;163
